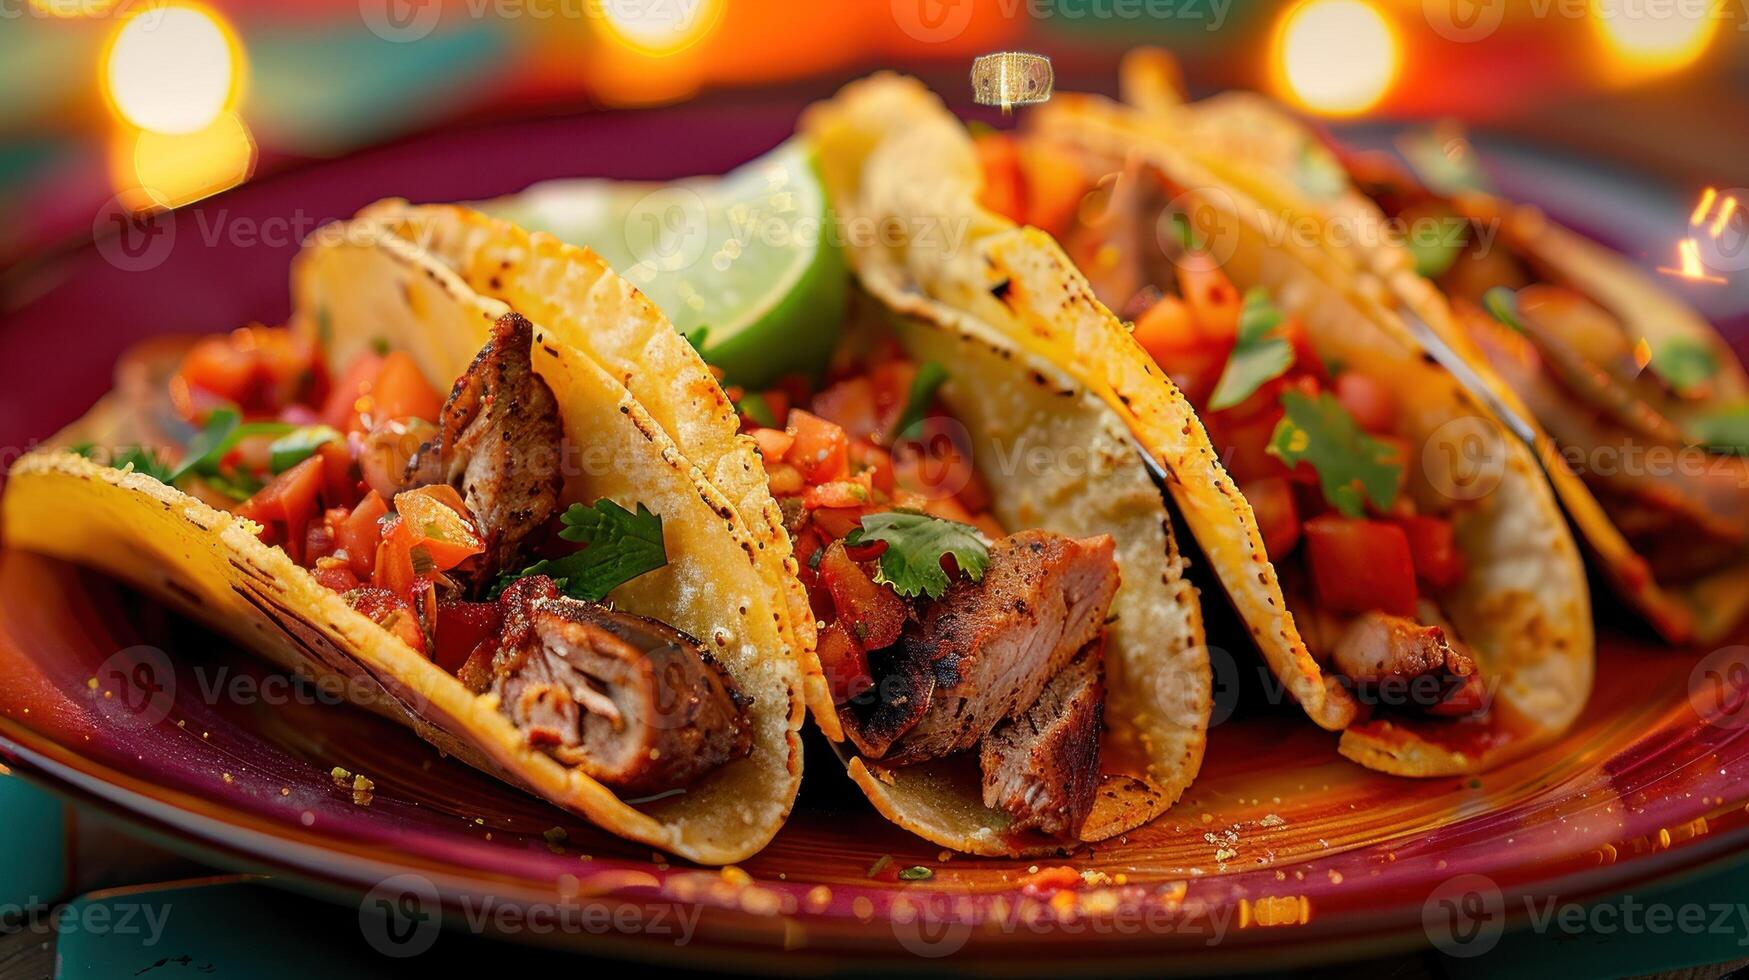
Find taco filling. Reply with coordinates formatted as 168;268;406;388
727;337;1120;839
83;313;750;794
980;139;1486;724
1347;155;1749;589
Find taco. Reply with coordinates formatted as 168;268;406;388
2;223;803;865
820;76;1594;775
347;94;1213;856
1114;49;1749;645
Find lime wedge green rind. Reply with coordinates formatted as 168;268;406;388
485;139;845;389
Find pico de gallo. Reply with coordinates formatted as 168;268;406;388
726;334;1124;839
88;314;751;791
977;133;1487;721
1345;150;1749;602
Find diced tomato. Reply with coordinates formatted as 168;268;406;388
433;598;503;674
315;439;358;508
1302;515;1419;617
304;519;338;566
235;455;328;564
842;535;888;562
1211;409;1291;484
792;525;834;620
803;478;873;511
320;352;384;431
868;359;917;438
848;439;896;495
1243;477;1301;557
1335;373;1398;434
816;620;873;705
811;505;876;540
344;587;426;655
321;351;441;434
335;491;389;577
1391;514;1467;590
974;133;1026;225
818;541;906;651
365;352;442;428
372;516;419;597
174;326;325;418
892;436;975;502
1176;258;1242;343
1279;317;1326;382
750;427;795;462
1017;140;1088;235
392;485;485;572
1018;865;1084;896
810;376;881;442
785;410;849;484
311;560;361;594
1131;295;1209;361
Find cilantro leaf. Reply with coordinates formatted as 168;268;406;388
890;361;949;442
92;445;175;483
1406;214;1468;279
165;407;300;484
1208;289;1295;411
502;500;667;602
1266;390;1402;518
268;425;342;473
1163;210;1204;255
737;392;777;428
1649;336;1720;395
682;325;711;354
1482;287;1524;333
1690;403;1749;455
1294;140;1348;201
845;510;989;600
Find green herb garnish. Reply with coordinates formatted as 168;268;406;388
1406;214;1468;279
737;392;778;429
110;447;175;483
1482;287;1524;333
1266;390;1402;518
1690;403;1749;455
890;361;949;442
845;510;989;600
166;407;301;484
897;866;934;881
267;425;342;473
1209;289;1295;410
1649;336;1720;395
498;500;668;602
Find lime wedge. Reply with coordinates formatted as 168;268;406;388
485;138;845;389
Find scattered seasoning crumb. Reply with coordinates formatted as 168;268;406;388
1200;813;1213;825
720;866;752;887
543;827;568;844
897;866;932;882
1259;813;1286;828
351;774;375;806
330;766;352;787
280;787;291;797
937;850;953;862
221;773;233;784
866;855;893;878
474;818;485;825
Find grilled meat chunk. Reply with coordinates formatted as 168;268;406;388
404;313;564;591
477;576;752;794
979;640;1105;838
1328;610;1476;683
844;530;1120;763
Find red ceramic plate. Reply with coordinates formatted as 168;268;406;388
2;98;1748;971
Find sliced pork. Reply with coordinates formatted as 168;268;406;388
478;576;752;794
979;641;1105;838
404;313;564;591
845;531;1120;764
